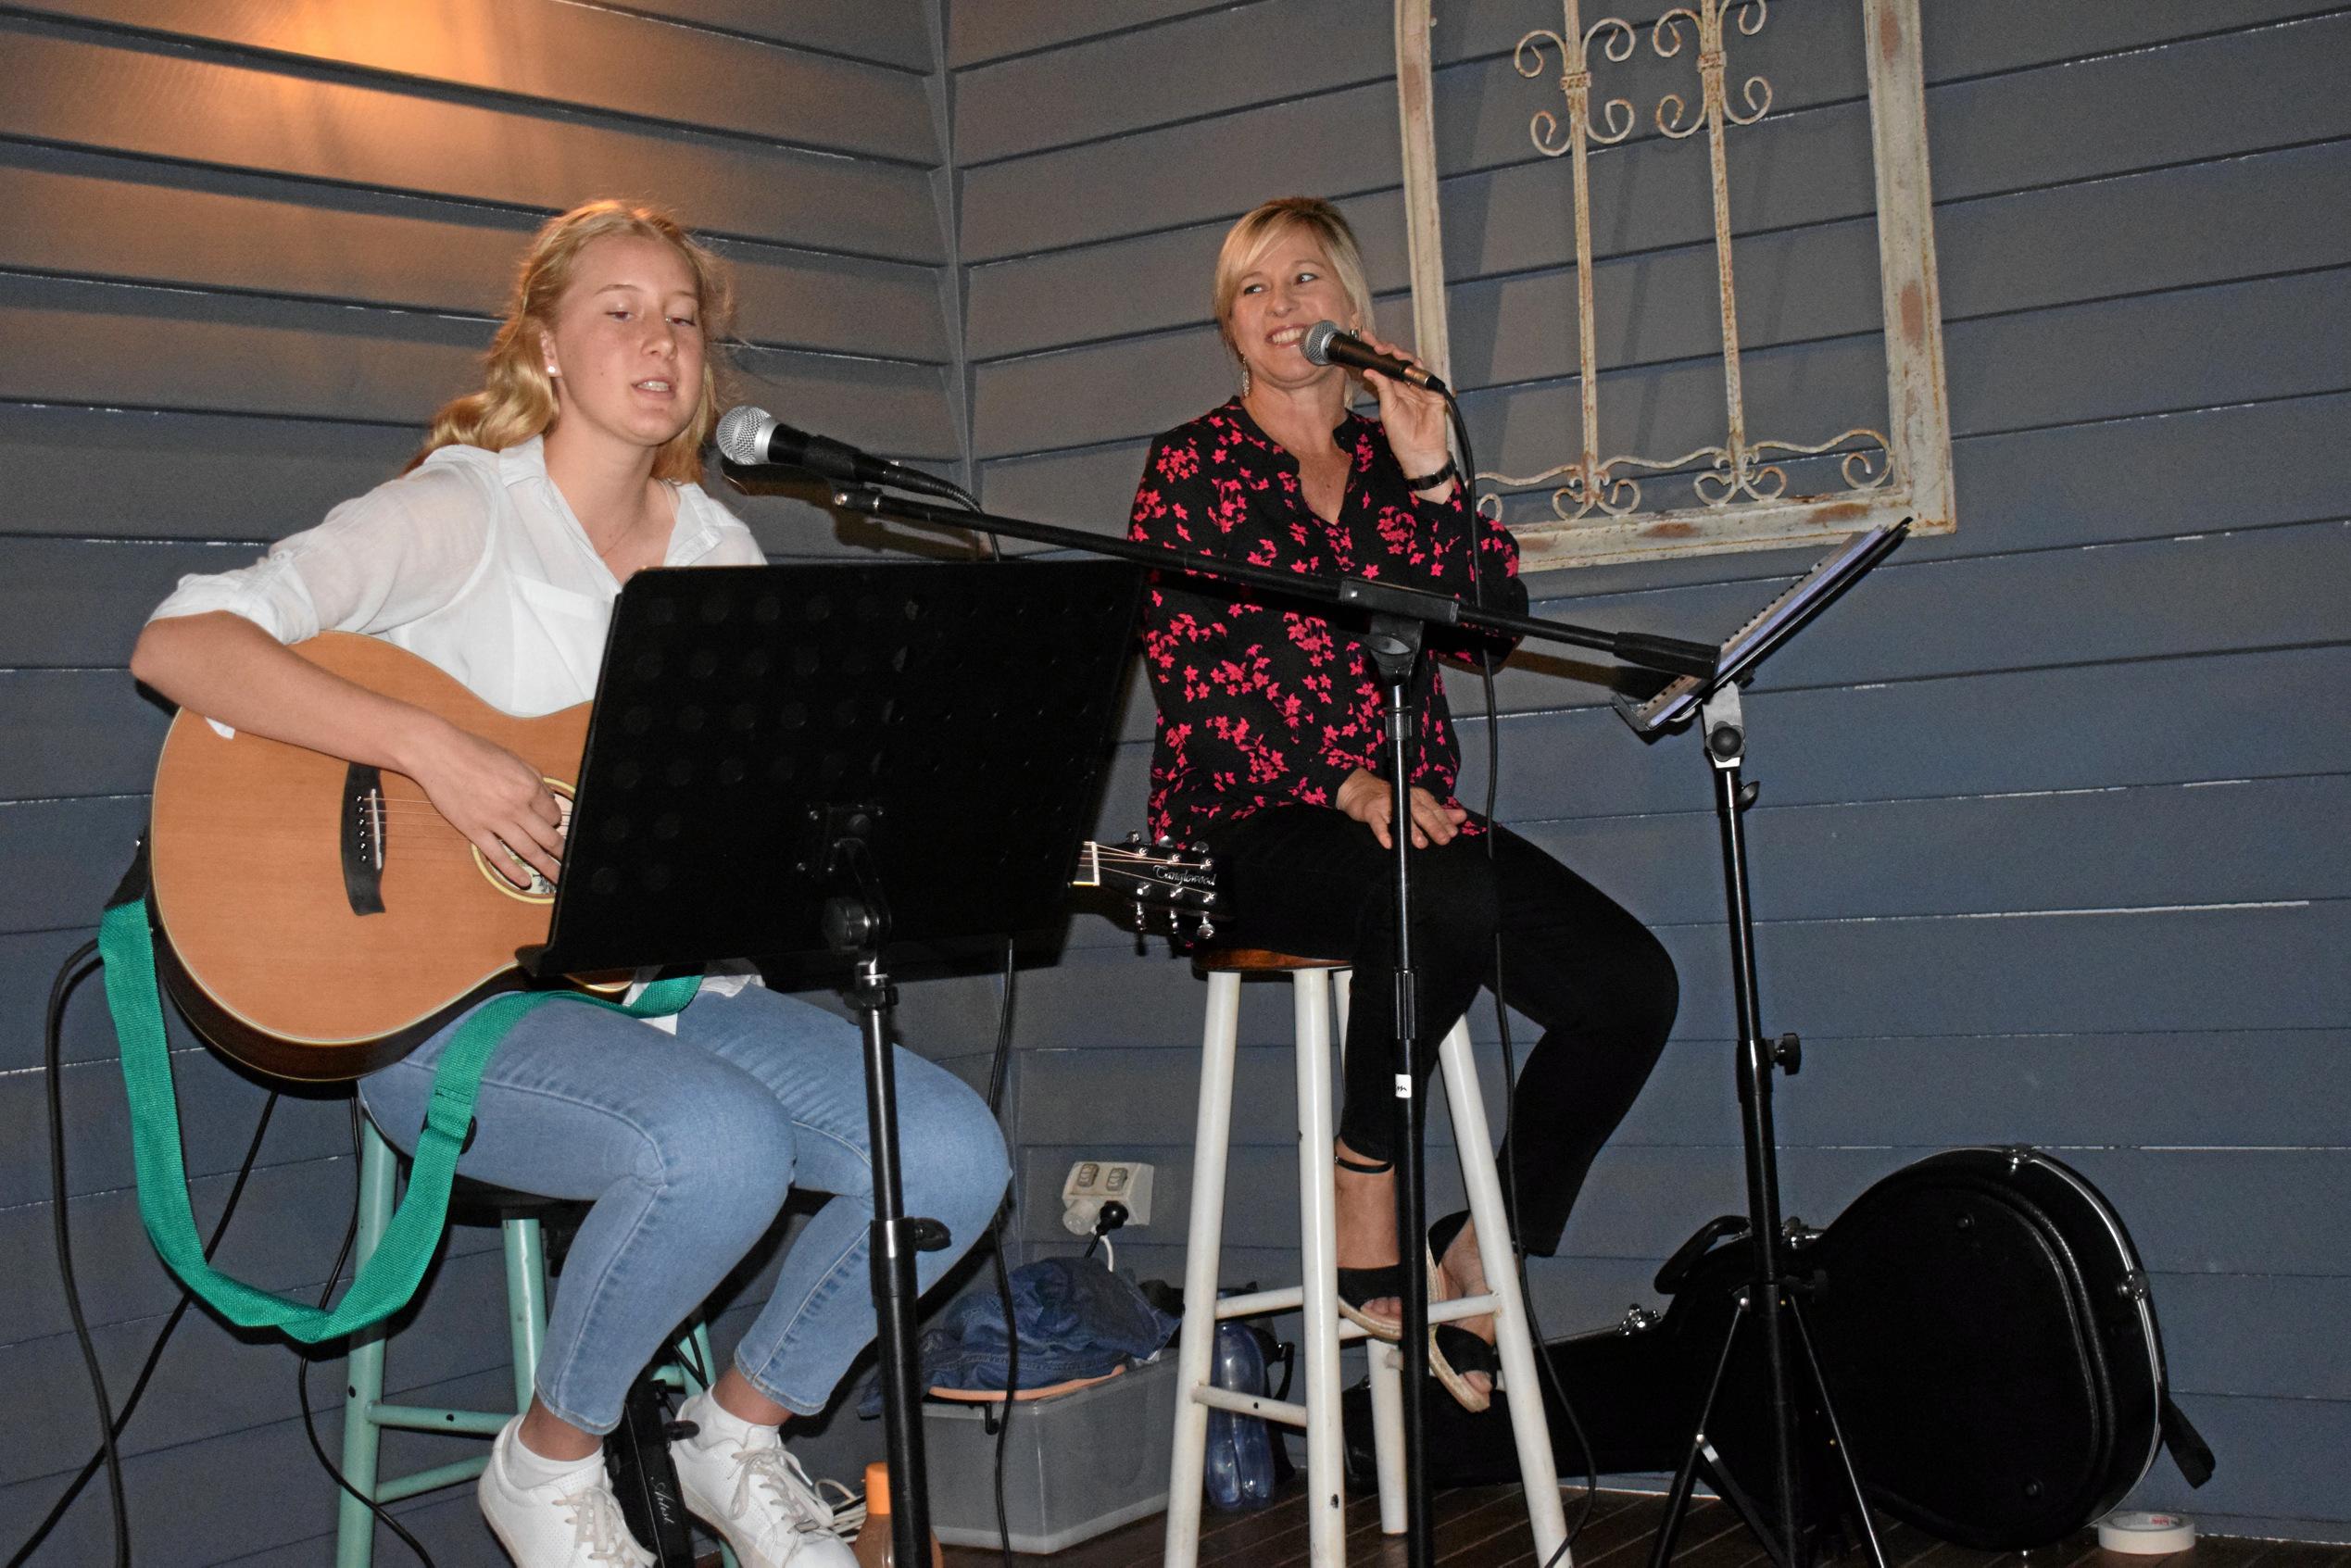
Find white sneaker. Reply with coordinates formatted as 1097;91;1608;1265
478;1416;654;1568
671;1422;858;1568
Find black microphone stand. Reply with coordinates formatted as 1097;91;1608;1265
795;475;1715;1568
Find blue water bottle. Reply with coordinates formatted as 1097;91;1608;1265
1203;1320;1276;1510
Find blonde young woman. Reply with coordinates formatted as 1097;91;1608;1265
131;201;1008;1568
1128;197;1678;1411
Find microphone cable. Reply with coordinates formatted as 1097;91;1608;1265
981;935;1021;1568
10;941;279;1568
946;478;1003;564
1441;392;1601;1561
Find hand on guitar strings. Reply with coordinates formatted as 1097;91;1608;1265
408;721;566;889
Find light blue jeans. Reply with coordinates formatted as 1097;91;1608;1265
358;985;1009;1433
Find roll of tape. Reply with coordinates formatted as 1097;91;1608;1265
2097;1512;2196;1554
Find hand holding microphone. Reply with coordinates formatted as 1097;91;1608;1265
1303;321;1456;491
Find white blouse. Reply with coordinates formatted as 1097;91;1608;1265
150;435;764;714
149;435;768;1001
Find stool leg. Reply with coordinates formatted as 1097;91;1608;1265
1331;971;1409;1534
1365;1340;1407;1534
1436;1021;1569;1564
685;1320;720;1396
1163;970;1242;1568
334;1123;399;1568
1291;970;1347;1568
502;1217;547;1414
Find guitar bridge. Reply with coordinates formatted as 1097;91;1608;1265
342;763;387;916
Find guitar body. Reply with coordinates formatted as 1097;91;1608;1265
145;631;1218;1082
148;633;593;1082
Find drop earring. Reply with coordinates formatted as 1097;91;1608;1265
1237;358;1251;398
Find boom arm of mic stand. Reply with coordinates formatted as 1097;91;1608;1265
829;485;1719;680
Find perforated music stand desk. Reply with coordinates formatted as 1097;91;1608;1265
526;558;1143;977
1612;522;1907;736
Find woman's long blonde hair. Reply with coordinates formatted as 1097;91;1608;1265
413;199;735;483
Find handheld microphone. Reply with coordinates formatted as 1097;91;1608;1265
1301;321;1449;394
715;406;964;503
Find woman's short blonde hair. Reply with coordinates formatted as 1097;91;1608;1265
413;199;735;483
1211;196;1377;365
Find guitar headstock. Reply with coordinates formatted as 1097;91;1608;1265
1073;833;1219;944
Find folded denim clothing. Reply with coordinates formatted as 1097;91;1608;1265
859;1256;1178;1415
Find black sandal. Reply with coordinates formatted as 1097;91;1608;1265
1335;1149;1407;1342
1427;1210;1499;1413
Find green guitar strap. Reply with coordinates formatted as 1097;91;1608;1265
99;876;698;1347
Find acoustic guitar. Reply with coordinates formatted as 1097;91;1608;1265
145;633;1216;1082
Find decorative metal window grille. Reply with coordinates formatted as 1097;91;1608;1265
1391;0;1955;571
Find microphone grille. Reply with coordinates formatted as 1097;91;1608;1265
714;405;773;465
1300;320;1343;367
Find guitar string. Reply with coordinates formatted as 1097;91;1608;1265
359;806;1201;864
353;809;1202;886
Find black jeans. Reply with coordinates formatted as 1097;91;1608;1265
1202;804;1678;1255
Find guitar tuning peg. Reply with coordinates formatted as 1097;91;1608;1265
1155;834;1172;847
1125;830;1141;845
1201;892;1218;905
1190;842;1208;855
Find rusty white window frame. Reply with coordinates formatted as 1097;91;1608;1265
1393;0;1955;572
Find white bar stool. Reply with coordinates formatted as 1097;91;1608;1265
1163;948;1568;1568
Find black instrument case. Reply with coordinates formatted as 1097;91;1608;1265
1349;1147;2212;1550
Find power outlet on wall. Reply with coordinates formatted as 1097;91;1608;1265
1062;1159;1155;1236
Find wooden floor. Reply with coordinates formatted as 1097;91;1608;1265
937;1486;2350;1568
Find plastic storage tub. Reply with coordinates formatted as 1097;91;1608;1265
923;1354;1180;1553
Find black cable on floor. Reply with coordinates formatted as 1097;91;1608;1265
296;1098;436;1568
17;940;124;1568
10;943;283;1568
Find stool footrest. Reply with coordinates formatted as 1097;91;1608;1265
1211;1286;1300;1319
366;1402;511;1436
1210;1286;1499;1328
1189;1385;1311;1430
373;1455;493;1503
1432;1293;1500;1324
1212;1286;1382;1344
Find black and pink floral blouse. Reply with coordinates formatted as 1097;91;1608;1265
1128;398;1524;845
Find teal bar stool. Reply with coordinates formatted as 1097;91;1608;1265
333;1116;736;1568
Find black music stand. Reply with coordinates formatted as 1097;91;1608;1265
1613;522;1908;1568
525;558;1146;1568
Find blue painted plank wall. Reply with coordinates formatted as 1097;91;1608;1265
944;0;2351;1543
9;2;2349;1560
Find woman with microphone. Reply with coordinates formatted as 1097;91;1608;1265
1127;196;1678;1410
132;199;1009;1568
